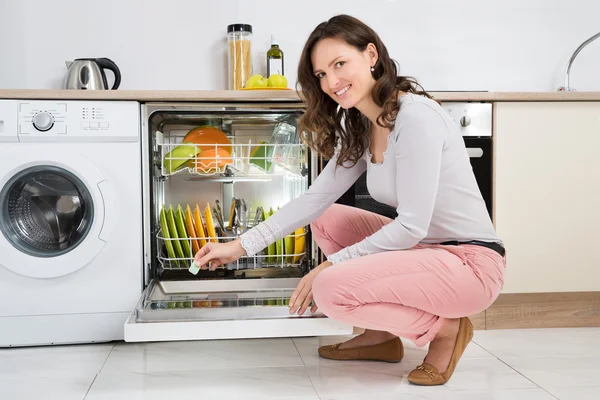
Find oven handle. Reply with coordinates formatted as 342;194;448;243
467;148;484;158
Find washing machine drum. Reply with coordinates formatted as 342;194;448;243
1;166;94;257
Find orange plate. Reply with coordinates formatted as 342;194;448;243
193;204;208;247
182;126;232;154
188;148;233;173
185;205;200;254
204;202;218;243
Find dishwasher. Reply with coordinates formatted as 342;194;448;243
124;100;354;342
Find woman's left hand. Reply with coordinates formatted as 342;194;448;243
289;261;333;316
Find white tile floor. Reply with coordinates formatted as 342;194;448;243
1;328;599;400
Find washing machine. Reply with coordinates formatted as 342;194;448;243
0;100;143;347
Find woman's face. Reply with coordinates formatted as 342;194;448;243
311;37;377;110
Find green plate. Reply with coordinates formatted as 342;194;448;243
275;207;284;265
166;205;185;262
159;205;178;266
175;205;192;258
163;144;201;174
275;235;283;266
249;141;273;172
284;234;294;264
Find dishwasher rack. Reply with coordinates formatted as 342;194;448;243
155;225;308;271
157;134;307;179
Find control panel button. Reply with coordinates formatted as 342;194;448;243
90;122;99;129
99;122;109;129
32;112;55;131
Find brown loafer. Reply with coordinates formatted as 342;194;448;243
318;337;404;363
407;317;474;386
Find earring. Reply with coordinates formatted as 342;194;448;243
370;66;375;72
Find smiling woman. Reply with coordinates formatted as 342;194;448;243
296;14;431;167
197;13;506;388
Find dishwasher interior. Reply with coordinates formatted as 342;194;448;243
138;103;319;323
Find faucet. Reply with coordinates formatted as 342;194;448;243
558;31;600;92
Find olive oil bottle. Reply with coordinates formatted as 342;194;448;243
267;35;284;77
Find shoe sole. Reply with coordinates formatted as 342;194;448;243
318;338;405;364
319;355;403;363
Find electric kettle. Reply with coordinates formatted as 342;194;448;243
64;57;121;90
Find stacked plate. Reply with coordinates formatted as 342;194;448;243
159;203;218;266
158;203;306;268
261;207;306;265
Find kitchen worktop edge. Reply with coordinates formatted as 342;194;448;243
1;89;599;102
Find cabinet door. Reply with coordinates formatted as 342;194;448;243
494;102;600;293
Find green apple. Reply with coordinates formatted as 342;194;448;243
267;74;288;88
245;74;268;88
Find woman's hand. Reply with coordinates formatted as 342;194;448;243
289;261;333;316
193;238;247;271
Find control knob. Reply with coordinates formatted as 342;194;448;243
459;116;471;127
32;112;55;132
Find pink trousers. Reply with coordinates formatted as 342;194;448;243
310;204;506;347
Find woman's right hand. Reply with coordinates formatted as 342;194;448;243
193;238;247;271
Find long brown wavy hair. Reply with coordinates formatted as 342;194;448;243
296;14;432;167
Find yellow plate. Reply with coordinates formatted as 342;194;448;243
193;204;208;247
204;202;218;243
175;205;192;258
227;198;236;230
185;205;200;255
293;227;306;264
159;205;178;265
166;205;185;262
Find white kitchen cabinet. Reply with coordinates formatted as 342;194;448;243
494;102;600;293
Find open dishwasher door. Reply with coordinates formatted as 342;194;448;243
124;279;353;342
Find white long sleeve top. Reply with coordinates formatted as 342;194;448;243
240;93;501;264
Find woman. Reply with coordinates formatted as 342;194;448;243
193;14;506;386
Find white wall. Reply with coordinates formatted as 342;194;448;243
1;0;599;92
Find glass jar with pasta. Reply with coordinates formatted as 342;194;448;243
227;24;253;90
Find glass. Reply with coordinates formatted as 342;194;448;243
270;115;299;170
0;166;94;257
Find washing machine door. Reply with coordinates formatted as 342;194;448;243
0;151;115;278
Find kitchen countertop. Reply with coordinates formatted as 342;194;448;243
1;89;600;102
